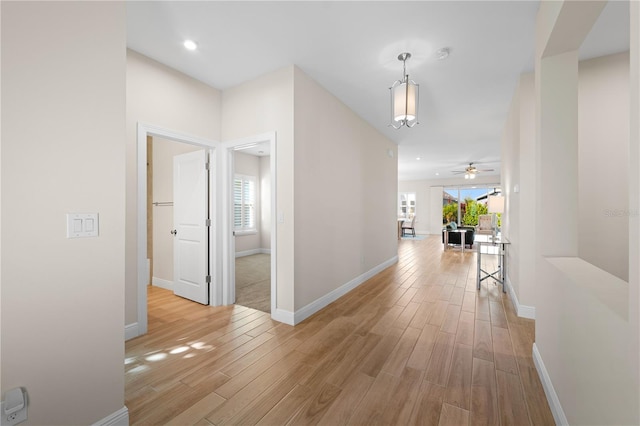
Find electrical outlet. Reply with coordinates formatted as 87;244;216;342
0;400;27;426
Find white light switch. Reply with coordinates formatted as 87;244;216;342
277;211;285;224
66;213;99;238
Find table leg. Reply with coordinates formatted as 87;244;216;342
501;243;507;293
476;243;481;290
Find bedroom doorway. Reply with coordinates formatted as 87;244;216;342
222;133;277;315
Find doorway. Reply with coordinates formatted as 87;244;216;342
147;136;210;304
136;123;218;336
232;143;272;313
222;133;277;315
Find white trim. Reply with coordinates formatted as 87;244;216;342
124;323;139;341
137;122;219;337
151;277;173;290
271;308;295;325
505;275;536;319
235;248;270;258
533;343;568;426
92;406;129;426
293;256;399;325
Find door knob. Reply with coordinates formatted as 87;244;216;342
170;229;177;235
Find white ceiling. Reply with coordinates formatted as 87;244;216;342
127;1;629;182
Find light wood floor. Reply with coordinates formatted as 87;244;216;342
125;235;554;425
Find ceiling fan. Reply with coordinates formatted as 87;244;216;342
452;162;494;179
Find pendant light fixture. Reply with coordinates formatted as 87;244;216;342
389;52;419;129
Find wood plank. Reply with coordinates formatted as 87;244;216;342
425;332;456;386
409;301;435;329
287;382;342;425
393;301;421;329
317;372;374;426
518;363;556;426
475;292;490;321
444;343;473;410
461;291;476;313
379;367;424;425
360;327;404;378
489;301;508;328
438;403;470;426
410;381;446;425
348;372;400;425
496;370;530;426
164;392;225;426
381;326;421;376
205;350;306;425
449;287;465;306
456;311;475;346
470;357;498;426
492;326;518;374
472;320;493;362
406;324;439;371
441;304;461;335
428;300;449;327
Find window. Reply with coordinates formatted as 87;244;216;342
443;186;501;225
399;192;416;219
234;174;257;233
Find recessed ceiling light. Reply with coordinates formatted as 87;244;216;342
183;40;198;51
416;157;421;160
435;172;440;176
435;47;450;61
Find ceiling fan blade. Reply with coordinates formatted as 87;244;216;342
478;168;495;172
451;171;466;174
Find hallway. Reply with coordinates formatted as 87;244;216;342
125;235;553;425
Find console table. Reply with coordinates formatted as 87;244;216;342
476;236;510;293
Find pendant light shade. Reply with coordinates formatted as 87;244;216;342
390;53;419;129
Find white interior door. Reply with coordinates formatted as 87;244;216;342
173;149;209;304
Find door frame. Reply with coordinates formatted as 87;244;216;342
222;132;277;314
136;122;219;335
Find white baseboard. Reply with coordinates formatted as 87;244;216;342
506;275;536;319
235;248;271;258
92;406;129;426
293;255;399;325
152;277;173;290
533;343;568;425
271;308;295;325
125;322;139;341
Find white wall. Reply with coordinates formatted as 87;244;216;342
502;2;639;424
578;52;629;281
293;67;397;310
151;137;201;283
501;73;536;313
399;175;501;235
221;66;295;312
1;2;127;424
126;50;222;325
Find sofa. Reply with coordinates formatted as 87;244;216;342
442;225;475;249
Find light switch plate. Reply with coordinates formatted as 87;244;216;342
66;213;99;238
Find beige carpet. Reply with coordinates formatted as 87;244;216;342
235;253;271;313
